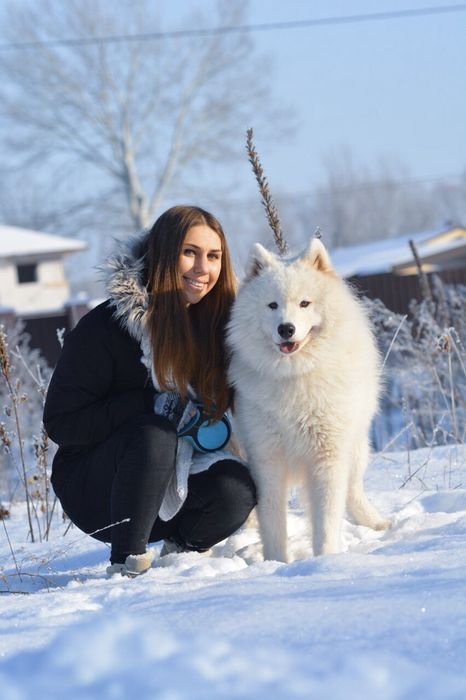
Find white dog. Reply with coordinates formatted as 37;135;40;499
227;237;390;562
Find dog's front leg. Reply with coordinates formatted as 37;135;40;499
251;457;288;562
309;458;347;556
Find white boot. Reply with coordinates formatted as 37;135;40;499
106;550;155;578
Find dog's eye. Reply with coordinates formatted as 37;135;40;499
268;302;278;310
300;300;311;308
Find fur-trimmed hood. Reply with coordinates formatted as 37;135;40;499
103;232;151;346
101;232;158;384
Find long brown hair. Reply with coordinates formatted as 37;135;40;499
146;205;236;418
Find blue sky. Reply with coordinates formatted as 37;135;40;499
1;0;464;213
167;0;466;198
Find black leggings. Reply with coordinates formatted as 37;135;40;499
55;414;257;563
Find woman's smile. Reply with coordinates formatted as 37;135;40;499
183;276;208;290
178;224;222;304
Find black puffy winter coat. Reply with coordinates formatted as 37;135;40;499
43;301;156;493
43;233;157;494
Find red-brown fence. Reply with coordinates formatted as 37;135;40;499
0;300;90;367
349;268;466;315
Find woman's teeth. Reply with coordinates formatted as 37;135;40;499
184;277;205;289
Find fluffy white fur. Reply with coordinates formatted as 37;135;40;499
227;237;390;562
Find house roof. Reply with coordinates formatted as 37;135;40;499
329;226;466;277
0;225;87;259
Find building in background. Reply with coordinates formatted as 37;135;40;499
2;223;466;365
330;225;466;314
0;226;89;366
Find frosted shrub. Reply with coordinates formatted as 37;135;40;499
0;323;56;540
367;277;466;451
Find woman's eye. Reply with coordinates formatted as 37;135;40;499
300;300;311;308
268;302;278;310
208;253;220;260
183;248;195;256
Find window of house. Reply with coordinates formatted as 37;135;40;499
16;263;38;284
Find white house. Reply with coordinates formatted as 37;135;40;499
330;226;466;278
329;225;466;314
0;225;87;314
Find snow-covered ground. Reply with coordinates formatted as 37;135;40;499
1;444;465;699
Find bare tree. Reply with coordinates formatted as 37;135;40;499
0;0;279;237
432;170;466;227
309;147;443;248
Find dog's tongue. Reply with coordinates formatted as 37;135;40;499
280;341;296;354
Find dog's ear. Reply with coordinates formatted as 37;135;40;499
300;237;333;273
245;242;278;280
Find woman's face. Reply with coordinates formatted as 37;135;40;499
178;224;223;305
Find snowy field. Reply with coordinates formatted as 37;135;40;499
1;444;466;699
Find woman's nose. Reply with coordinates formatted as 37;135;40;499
194;254;209;273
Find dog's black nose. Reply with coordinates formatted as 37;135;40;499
278;323;295;339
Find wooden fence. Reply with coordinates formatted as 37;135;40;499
0;300;90;367
349;268;466;315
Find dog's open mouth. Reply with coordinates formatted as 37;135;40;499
278;341;299;354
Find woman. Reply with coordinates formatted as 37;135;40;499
43;205;256;577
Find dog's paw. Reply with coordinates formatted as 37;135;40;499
263;549;288;563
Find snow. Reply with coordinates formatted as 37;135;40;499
329;226;466;277
0;226;87;258
1;444;466;699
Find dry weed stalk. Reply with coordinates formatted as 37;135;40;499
0;325;35;541
12;338;56;539
33;425;57;540
0;324;56;542
246;127;288;256
2;516;22;583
